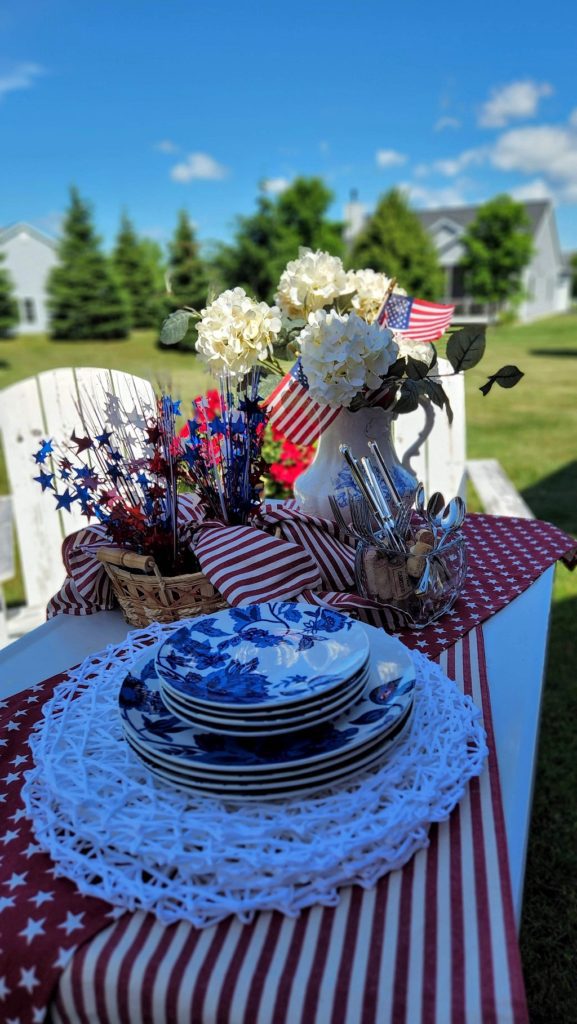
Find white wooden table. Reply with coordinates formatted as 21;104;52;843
0;567;555;926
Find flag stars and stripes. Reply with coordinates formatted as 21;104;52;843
18;966;40;993
0;896;16;912
2;773;21;786
0;831;20;846
58;911;86;935
9;756;28;768
29;891;55;908
53;946;77;969
23;843;43;859
10;808;28;823
18;918;47;945
0;975;10;999
5;872;27;890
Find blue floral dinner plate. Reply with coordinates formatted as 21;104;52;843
159;668;370;737
119;623;416;776
124;706;413;801
154;602;370;711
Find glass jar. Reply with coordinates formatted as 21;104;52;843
354;532;467;628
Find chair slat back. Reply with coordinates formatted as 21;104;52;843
393;359;467;500
0;368;155;609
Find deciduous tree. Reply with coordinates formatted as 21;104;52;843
460;194;533;310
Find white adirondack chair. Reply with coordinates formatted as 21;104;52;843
0;367;156;643
394;359;532;518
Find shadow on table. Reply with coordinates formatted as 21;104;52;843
529;348;577;358
521;592;577;1023
521;461;577;536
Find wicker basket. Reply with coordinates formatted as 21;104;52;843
97;547;227;627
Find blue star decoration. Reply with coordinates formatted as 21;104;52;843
33;470;54;492
33;439;54;464
54;488;75;511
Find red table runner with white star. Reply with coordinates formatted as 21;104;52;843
0;514;574;1023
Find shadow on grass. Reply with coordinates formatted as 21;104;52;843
521;461;577;537
0;360;9;370
521;592;577;1023
529;348;577;357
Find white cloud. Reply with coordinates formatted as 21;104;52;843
433;148;485;177
434;116;461;132
479;80;553;128
491;124;577;200
170;152;228;182
569;108;577;128
509;178;555;202
402;182;472;209
155;139;179;154
376;149;407;168
262;177;290;194
0;61;44;101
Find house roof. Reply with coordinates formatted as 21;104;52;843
0;222;58;251
415;200;550;238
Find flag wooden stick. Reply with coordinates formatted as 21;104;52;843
376;278;397;325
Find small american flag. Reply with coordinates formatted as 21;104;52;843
378;292;454;341
264;360;340;445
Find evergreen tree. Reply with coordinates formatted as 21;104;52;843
213;177;343;302
113;213;165;329
0;250;18;336
571;251;577;300
166;210;208;312
350;188;444;300
460;195;533;310
47;187;130;340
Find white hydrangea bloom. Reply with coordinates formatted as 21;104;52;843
195;288;282;378
346;268;407;323
393;331;436;367
297;310;399;408
275;248;349;318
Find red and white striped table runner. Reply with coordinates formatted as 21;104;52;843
50;626;528;1024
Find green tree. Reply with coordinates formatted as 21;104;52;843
349;188;444;300
460;194;533;311
0;250;18;336
213;177;344;302
47;188;130;340
113;213;165;329
166;210;208;312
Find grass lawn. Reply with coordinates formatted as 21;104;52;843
1;315;577;1020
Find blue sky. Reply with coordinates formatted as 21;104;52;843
2;0;577;253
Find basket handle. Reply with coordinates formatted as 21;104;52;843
97;546;161;578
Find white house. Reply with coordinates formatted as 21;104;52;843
0;222;58;334
344;197;572;324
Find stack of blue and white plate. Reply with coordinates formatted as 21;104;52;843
119;601;416;801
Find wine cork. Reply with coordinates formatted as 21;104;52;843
416;528;435;546
410;541;433;556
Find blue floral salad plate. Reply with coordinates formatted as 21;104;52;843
158;666;370;737
154;602;370;712
159;655;369;724
123;707;412;801
119;623;416;779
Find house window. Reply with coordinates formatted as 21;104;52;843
22;298;36;323
449;266;467;299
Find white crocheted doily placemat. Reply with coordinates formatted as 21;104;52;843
22;621;487;928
